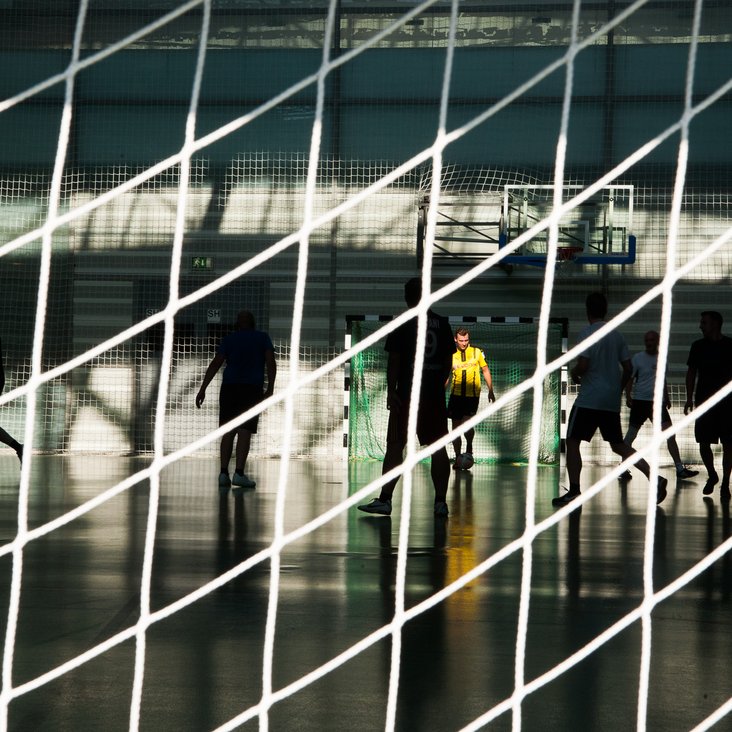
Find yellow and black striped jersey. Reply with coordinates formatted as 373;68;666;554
450;346;488;398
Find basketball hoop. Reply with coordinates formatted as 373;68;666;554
557;246;583;262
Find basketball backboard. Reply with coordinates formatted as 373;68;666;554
498;184;636;266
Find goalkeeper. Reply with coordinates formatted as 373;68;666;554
446;327;495;466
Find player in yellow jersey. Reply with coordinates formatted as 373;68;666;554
447;327;495;466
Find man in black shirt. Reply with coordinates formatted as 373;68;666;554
684;311;732;499
358;278;454;517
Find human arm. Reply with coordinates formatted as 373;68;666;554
195;353;225;408
386;351;401;410
624;366;636;408
481;364;495;402
263;349;276;398
684;366;696;414
570;356;590;385
619;359;633;393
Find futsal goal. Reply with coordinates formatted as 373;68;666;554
346;315;568;465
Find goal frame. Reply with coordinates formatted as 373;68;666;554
344;314;568;463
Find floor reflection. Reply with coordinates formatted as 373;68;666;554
0;455;729;730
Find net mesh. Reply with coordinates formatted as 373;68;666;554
1;0;732;730
348;317;566;464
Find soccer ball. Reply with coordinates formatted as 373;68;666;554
455;453;474;470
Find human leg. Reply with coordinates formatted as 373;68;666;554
620;402;648;480
668;435;699;478
612;441;667;503
379;444;403;500
231;428;256;489
553;407;592;506
221;384;261;489
566;437;582;486
613;441;650;479
234;427;252;470
699;443;718;494
431;447;450;504
368;403;407;506
720;440;732;500
694;409;719;494
220;430;235;473
666;433;682;465
619;422;641;480
417;394;451;515
451;416;464;458
0;426;22;461
552;438;582;507
604;406;667;503
358;413;405;515
624;423;640;447
448;396;479;460
464;426;475;455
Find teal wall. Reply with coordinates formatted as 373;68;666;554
1;43;730;168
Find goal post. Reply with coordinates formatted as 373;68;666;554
345;315;567;465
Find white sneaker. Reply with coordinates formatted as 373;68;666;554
357;498;392;515
232;472;256;489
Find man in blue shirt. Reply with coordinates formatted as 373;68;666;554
196;311;276;491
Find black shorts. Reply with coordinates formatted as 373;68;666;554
448;395;480;421
628;399;671;428
694;402;732;445
386;394;449;448
567;405;623;444
219;383;263;433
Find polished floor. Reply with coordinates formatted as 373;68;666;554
0;454;730;731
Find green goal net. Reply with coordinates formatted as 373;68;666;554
346;316;567;465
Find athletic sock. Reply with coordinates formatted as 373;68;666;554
675;462;683;472
235;469;244;476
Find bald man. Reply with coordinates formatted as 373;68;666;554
619;330;697;481
196;311;276;492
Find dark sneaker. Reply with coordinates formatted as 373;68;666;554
218;472;231;488
657;476;668;504
702;475;719;496
676;467;699;479
358;498;392;516
552;490;580;507
619;470;632;482
232;472;256;489
434;501;449;517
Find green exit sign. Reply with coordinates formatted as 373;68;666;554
191;256;213;271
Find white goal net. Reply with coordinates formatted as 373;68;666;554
1;0;732;730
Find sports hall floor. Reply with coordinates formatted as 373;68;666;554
0;454;730;731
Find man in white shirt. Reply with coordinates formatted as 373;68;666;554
619;330;698;481
553;293;668;507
